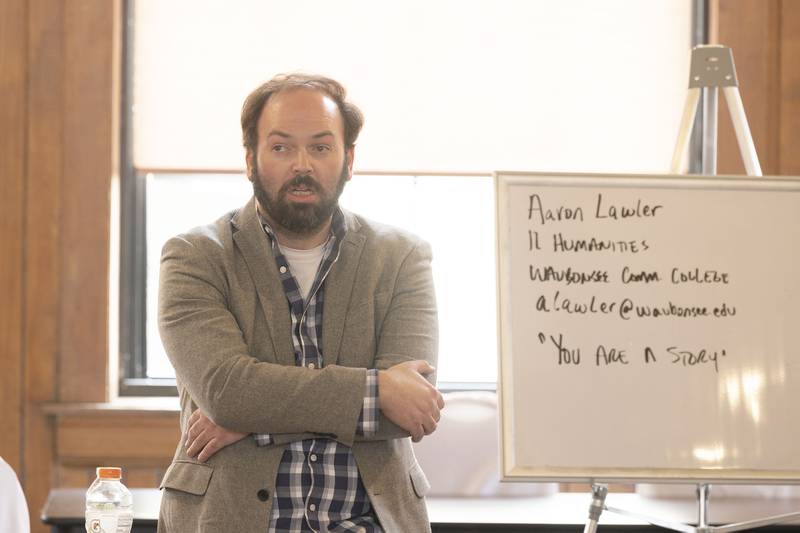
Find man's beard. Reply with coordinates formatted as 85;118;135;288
251;163;348;236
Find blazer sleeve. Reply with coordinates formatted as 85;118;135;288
357;238;440;442
253;238;439;446
158;235;366;446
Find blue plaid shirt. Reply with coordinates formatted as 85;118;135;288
254;209;383;533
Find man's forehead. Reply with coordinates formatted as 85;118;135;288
259;88;343;131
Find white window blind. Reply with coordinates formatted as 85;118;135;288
133;0;691;174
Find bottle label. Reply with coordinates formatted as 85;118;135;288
85;510;133;533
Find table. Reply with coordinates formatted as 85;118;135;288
41;489;800;533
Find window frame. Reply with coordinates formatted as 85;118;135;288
117;0;709;397
119;0;177;396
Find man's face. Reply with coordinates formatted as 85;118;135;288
247;88;353;239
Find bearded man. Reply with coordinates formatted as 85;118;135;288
157;73;443;533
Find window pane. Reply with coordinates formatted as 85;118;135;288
145;173;253;378
146;174;496;383
340;175;497;383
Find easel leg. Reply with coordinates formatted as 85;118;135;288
670;87;701;173
697;484;711;532
584;484;608;533
701;87;718;175
722;86;762;176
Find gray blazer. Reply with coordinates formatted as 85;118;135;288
157;198;437;532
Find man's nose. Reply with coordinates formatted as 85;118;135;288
292;148;312;175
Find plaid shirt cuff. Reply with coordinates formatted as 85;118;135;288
357;369;380;437
254;432;272;447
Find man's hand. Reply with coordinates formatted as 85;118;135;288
184;409;248;463
379;360;445;442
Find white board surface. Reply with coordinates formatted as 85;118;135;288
496;172;800;483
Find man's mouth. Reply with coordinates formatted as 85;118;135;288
289;186;315;196
283;175;320;198
283;178;320;202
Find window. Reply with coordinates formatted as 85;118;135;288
121;0;694;394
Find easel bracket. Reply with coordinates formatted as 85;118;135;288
670;45;762;176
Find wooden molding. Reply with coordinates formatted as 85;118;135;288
0;0;27;477
24;2;65;527
56;413;180;463
42;398;180;416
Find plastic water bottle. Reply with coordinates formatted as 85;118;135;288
85;467;133;533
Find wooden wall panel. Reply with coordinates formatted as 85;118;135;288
12;2;120;530
58;0;115;403
56;414;180;462
56;465;96;490
57;464;170;489
124;466;171;489
780;0;800;175
54;412;178;493
715;0;781;176
0;0;27;477
23;0;65;525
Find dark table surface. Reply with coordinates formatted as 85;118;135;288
41;489;800;533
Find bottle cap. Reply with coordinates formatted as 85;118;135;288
96;467;122;479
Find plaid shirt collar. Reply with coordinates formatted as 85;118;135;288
258;207;347;291
258;207;347;258
258;207;347;364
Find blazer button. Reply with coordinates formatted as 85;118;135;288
257;489;270;502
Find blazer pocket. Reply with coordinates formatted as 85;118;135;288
408;462;431;498
160;460;213;496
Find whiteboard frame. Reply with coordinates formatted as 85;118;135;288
495;171;800;484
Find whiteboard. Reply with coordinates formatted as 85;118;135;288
496;172;800;483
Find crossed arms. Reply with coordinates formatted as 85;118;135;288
158;231;444;462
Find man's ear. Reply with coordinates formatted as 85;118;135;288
345;146;355;182
245;150;255;182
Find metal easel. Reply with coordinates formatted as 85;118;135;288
670;45;761;176
583;44;800;533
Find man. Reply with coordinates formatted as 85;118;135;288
157;73;443;532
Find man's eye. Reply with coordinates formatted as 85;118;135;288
271;144;288;152
312;144;331;152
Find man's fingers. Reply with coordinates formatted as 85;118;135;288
185;421;204;447
186;427;212;457
422;416;437;436
380;361;444;440
185;436;201;458
197;439;219;463
185;424;197;445
186;413;208;443
187;410;205;436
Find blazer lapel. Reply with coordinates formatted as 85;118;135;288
231;199;295;366
323;212;366;366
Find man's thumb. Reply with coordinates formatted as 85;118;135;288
412;360;435;374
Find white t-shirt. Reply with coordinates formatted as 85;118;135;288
0;456;30;533
281;242;326;301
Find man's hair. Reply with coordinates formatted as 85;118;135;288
241;73;364;156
